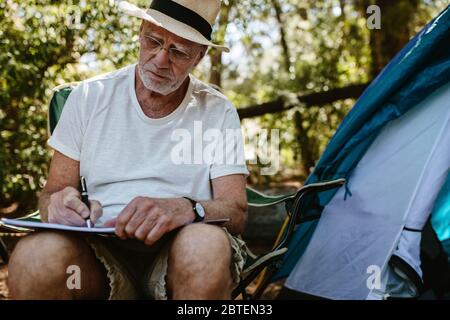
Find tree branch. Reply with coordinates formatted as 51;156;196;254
237;83;369;119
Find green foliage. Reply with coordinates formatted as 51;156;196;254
208;0;446;181
218;0;372;179
0;0;144;214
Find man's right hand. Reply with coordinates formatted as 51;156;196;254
47;186;103;227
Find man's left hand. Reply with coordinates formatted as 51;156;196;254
104;197;195;245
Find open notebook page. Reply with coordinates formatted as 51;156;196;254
0;218;230;235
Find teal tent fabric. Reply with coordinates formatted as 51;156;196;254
274;6;450;281
431;173;450;245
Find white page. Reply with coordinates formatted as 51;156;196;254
0;218;115;234
1;218;231;235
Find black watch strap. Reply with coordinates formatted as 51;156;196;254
183;197;204;222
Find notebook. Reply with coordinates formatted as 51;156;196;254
0;218;230;235
0;218;115;234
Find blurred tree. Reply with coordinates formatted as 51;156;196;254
355;0;420;79
270;0;291;73
208;0;235;87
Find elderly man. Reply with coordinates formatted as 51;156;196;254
8;0;249;300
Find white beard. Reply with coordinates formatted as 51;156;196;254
137;63;184;95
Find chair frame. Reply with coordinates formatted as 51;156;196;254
232;178;345;299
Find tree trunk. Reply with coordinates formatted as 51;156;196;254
294;110;319;174
356;0;420;78
271;0;291;73
208;1;233;88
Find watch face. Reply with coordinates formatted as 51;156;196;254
195;203;206;218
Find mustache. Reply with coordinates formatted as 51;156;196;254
140;64;172;79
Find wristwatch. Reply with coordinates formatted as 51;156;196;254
183;197;206;222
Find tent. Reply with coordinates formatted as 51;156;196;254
273;5;450;299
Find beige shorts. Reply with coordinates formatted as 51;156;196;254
85;227;248;300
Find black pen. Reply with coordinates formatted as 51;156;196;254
80;176;92;228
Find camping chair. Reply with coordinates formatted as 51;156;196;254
0;83;346;299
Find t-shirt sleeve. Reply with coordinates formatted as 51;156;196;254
47;85;85;161
210;103;249;180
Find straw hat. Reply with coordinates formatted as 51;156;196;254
119;0;229;52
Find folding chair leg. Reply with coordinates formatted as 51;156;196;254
252;267;278;300
0;236;9;264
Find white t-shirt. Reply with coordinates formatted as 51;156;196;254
48;64;249;224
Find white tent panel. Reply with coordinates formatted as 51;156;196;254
285;82;450;299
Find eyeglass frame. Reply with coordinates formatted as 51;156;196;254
140;32;204;66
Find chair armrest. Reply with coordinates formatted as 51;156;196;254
275;178;346;250
232;248;288;299
246;186;297;207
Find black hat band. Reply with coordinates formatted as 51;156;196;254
150;0;213;40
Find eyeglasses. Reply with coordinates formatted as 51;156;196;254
142;34;200;65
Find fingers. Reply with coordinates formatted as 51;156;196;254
61;210;87;226
47;187;104;227
114;197;174;245
61;186;89;219
124;210;149;239
89;200;103;225
48;187;87;226
115;201;138;239
47;201;86;226
63;196;90;219
138;210;170;245
134;213;158;241
144;220;167;246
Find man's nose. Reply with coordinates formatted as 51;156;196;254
152;48;171;68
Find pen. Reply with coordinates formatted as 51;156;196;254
80;176;92;228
